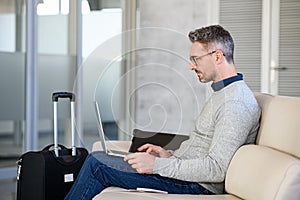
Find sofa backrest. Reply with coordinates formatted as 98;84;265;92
255;93;300;158
225;93;300;200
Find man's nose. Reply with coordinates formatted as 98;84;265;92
190;63;196;71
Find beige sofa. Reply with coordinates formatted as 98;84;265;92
92;93;300;200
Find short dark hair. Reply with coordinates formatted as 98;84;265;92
188;25;234;63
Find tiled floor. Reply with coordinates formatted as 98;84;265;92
0;179;16;200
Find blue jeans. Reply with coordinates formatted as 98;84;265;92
65;152;214;200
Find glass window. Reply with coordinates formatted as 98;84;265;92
0;0;25;175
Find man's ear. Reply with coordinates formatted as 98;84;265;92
214;50;225;64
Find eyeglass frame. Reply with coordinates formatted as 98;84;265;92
189;50;226;66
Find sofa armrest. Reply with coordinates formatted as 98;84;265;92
225;145;300;200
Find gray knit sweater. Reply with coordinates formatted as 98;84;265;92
153;80;261;194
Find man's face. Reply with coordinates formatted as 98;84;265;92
189;42;216;83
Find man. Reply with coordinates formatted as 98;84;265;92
65;25;261;199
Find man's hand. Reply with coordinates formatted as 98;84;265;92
124;152;155;174
124;144;171;174
138;143;172;158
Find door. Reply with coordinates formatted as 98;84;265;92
277;0;300;96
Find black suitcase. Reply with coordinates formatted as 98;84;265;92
17;92;88;200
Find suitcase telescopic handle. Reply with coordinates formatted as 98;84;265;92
52;92;76;157
52;92;75;102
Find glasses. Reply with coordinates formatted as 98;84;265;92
190;50;225;66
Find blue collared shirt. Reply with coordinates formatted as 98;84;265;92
211;73;243;92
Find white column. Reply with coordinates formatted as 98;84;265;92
119;0;137;140
25;0;39;151
69;0;83;146
261;0;272;93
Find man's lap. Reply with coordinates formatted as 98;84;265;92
91;151;136;173
90;151;214;195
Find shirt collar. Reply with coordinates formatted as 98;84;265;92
211;73;243;91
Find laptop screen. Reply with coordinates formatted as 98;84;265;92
94;101;108;153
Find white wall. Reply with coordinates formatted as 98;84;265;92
135;0;212;134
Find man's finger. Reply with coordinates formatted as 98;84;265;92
124;152;137;161
137;143;152;151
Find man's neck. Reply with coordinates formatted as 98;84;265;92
213;64;237;83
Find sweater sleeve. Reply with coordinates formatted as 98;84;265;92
153;100;259;183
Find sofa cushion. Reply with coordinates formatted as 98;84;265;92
93;187;241;200
225;145;300;200
255;95;300;159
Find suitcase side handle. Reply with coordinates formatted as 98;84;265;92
42;144;67;151
52;92;75;102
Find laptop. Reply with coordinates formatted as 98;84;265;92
94;101;129;157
